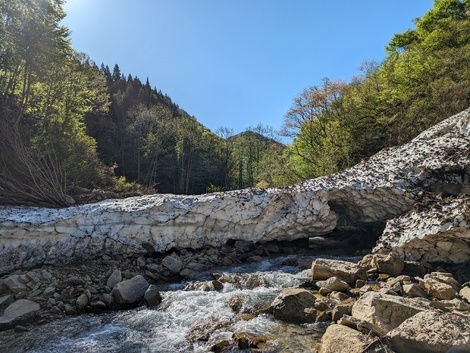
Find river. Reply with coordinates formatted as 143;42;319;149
0;255;356;353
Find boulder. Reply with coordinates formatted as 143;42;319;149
320;324;374;353
402;283;427;298
312;258;367;285
316;277;350;293
331;303;353;321
111;275;149;304
386;310;470;353
4;275;27;293
144;284;162;306
419;277;457;300
161;253;184;274
427;272;461;290
460;286;470;302
0;299;40;329
106;269;122;289
75;293;89;312
360;253;404;277
269;288;316;323
351;291;430;335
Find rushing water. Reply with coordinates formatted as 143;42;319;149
0;255;344;353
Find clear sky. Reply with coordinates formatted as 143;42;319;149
62;0;434;138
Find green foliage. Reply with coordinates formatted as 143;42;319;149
277;0;469;183
113;176;140;193
0;0;112;206
229;125;284;189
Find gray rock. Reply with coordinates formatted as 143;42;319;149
269;288;316;323
90;300;107;310
4;275;27;293
43;286;56;297
144;284;162;306
111;275;149;304
106;269;122;289
40;270;53;282
161;253;183;274
0;299;40;329
64;304;77;315
101;293;113;307
0;294;12;307
179;268;199;280
387;310;470;353
26;271;41;284
76;293;89;312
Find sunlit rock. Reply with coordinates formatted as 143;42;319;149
386;310;470;353
351;291;430;335
320;324;374;353
312;258;367;285
269;288;317;323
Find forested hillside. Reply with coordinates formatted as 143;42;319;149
0;0;468;207
278;0;470;183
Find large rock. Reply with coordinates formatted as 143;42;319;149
111;275;149;305
4;275;27;293
0;109;469;272
460;286;470;302
312;258;367;285
144;284;162;306
161;253;184;274
0;299;40;329
269;288;317;323
106;269;122;289
320;324;374;353
419;276;457;300
360;253;404;277
386;310;470;353
316;276;350;293
351;291;430;335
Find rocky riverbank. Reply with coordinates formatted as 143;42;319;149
0;239;319;331
1;245;470;352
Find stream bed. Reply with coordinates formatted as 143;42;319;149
0;255;352;352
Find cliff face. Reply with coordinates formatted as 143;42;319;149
0;108;468;273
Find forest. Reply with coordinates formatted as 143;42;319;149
0;0;469;207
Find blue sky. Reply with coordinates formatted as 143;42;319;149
63;0;434;138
